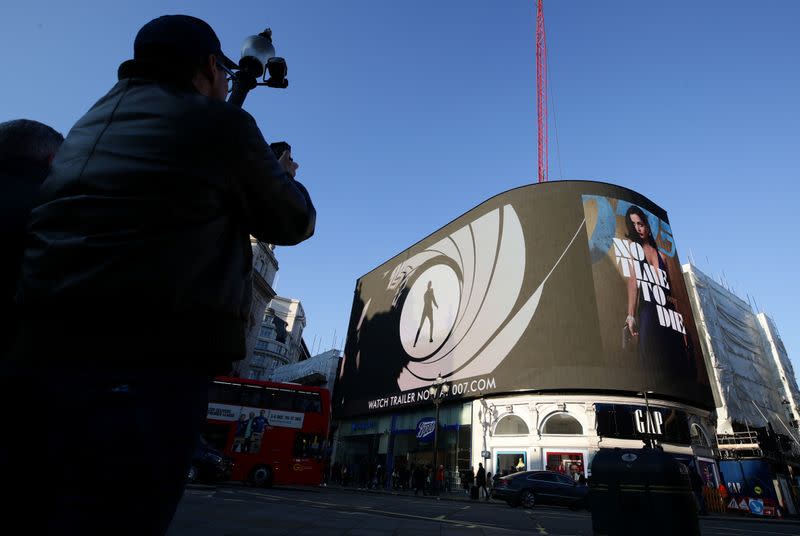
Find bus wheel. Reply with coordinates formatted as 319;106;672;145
250;465;273;488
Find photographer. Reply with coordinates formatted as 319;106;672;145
2;15;314;535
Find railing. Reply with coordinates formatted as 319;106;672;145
703;487;727;513
716;431;759;447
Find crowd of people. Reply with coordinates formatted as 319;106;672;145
329;460;502;500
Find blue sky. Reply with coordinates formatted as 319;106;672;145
3;1;798;380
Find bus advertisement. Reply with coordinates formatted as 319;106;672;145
203;376;330;487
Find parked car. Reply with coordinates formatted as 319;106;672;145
491;470;589;510
188;436;234;484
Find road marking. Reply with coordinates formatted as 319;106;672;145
231;491;518;531
222;498;248;503
535;522;548;535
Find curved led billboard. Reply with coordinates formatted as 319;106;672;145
334;181;712;418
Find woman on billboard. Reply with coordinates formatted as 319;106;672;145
623;206;690;374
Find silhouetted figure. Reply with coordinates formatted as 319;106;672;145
0;119;63;355
413;281;438;346
476;463;488;500
2;15;314;536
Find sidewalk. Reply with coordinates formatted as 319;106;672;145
323;483;494;504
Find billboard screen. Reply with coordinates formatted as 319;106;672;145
334;181;712;418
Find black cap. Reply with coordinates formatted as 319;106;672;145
134;15;238;70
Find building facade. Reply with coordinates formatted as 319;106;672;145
331;181;720;493
234;238;278;377
240;296;307;380
683;263;800;515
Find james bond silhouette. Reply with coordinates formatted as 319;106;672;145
413;281;438;347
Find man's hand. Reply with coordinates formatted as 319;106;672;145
278;149;299;179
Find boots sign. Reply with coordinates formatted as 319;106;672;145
416;417;436;442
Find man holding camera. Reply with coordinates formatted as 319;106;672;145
2;15;314;535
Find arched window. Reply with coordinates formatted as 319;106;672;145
542;413;582;435
495;415;529;435
690;423;710;447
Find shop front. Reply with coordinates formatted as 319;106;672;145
334;402;472;490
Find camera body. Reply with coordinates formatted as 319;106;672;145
269;141;291;160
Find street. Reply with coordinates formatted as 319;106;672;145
168;484;800;535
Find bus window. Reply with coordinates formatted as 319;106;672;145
293;392;321;413
240;384;265;408
209;381;243;405
293;433;323;458
264;388;295;411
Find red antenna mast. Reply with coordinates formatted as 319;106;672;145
536;0;548;182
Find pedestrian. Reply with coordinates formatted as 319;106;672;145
435;464;445;495
465;466;475;497
1;14;315;536
689;464;707;516
476;462;489;500
414;465;426;496
0;119;63;355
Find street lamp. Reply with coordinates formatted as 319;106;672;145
637;390;655;449
428;373;449;494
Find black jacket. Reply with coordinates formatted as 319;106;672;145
15;66;315;369
1;158;51;353
476;467;486;486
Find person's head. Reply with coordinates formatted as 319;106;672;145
129;15;238;101
625;205;657;247
479;463;483;468
0;119;63;166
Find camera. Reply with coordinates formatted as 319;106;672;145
269;141;291;159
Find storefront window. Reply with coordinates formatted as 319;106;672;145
546;452;584;480
293;433;323;458
542;413;582;434
496;452;527;475
495;415;529;435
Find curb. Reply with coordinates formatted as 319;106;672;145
324;485;507;505
702;514;800;526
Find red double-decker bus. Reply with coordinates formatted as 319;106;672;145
203;376;330;487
